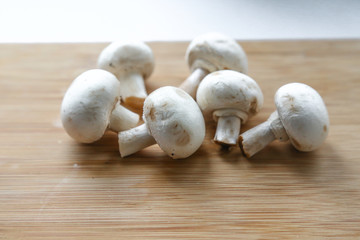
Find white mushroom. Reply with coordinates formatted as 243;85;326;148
118;86;205;159
179;32;248;98
61;69;139;143
97;41;154;109
239;83;329;158
196;70;263;146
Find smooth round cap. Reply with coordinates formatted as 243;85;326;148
186;32;248;74
61;69;120;143
97;41;154;79
143;86;205;159
196;70;263;121
275;83;329;151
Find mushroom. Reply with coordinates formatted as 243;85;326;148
97;41;155;110
179;32;248;98
118;86;205;159
61;69;139;143
196;70;263;146
239;83;329;158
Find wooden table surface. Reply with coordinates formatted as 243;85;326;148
0;40;360;239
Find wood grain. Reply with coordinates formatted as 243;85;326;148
0;40;360;239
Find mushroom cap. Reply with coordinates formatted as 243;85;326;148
143;86;205;159
97;41;154;79
275;83;329;151
61;69;120;143
196;70;263;121
186;32;248;74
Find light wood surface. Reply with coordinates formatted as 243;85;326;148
0;40;360;239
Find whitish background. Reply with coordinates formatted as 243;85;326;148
0;0;359;43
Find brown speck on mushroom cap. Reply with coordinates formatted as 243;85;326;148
172;123;191;146
149;107;156;121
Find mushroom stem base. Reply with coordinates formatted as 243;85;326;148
214;116;241;146
239;121;276;158
109;103;139;132
118;124;156;157
179;68;209;98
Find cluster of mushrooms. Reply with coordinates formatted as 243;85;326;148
61;33;329;159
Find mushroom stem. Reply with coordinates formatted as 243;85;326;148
239;121;275;158
108;102;139;132
118;124;156;157
214;116;241;146
179;68;209;98
239;112;288;158
119;72;147;109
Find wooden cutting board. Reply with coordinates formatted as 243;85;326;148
0;40;359;239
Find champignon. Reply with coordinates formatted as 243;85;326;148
179;32;248;98
97;41;154;109
61;69;139;143
239;83;329;158
118;86;205;159
196;70;263;146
